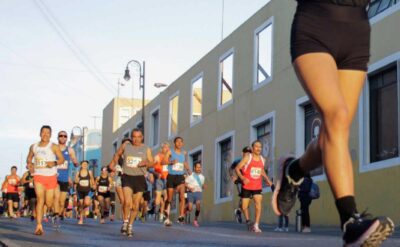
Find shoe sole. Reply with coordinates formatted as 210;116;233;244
344;217;395;247
271;156;294;216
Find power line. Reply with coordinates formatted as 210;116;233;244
33;0;116;95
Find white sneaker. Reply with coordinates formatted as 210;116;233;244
252;225;262;233
302;227;311;233
274;227;283;232
164;218;172;227
284;227;289;232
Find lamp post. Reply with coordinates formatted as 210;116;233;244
124;60;145;135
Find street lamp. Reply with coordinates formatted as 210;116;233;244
124;60;145;135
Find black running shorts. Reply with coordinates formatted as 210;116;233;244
121;174;147;194
241;188;262;199
6;193;20;203
58;181;69;193
291;2;370;71
166;174;185;189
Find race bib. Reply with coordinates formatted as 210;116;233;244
29;182;34;188
79;180;89;187
58;160;68;170
126;156;142;168
98;186;108;193
250;167;262;179
172;162;184;172
162;164;168;172
35;158;47;169
9;179;16;185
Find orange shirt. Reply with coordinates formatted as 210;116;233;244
153;153;168;179
6;175;19;193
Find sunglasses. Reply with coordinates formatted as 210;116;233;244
58;135;67;138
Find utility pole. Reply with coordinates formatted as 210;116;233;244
91;116;102;129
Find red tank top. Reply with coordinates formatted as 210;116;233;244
242;155;264;191
153;153;168;179
7;175;19;193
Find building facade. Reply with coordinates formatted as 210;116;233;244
101;0;400;225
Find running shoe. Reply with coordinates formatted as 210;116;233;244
252;225;262;233
127;224;133;237
272;157;303;216
343;213;394;247
178;216;185;224
274;227;283;232
121;221;128;235
234;208;243;224
193;220;200;227
302;227;311;233
164;218;172;227
159;214;165;223
246;221;253;231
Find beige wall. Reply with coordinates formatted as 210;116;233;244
101;0;400;225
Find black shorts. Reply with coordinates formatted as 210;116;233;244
97;192;111;199
25;189;36;200
110;192;116;202
291;2;370;71
241;188;262;199
6;193;20;203
77;191;90;200
166;174;185;189
121;174;147;193
58;181;69;193
143;191;151;202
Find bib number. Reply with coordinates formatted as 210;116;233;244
172;162;184;172
8;179;16;185
250;167;262;179
79;180;89;187
126;156;142;168
98;186;108;193
29;182;34;188
162;165;168;172
35;158;47;169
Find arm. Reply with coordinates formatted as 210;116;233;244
163;150;172;166
108;143;126;171
21;172;29;184
89;171;96;190
261;168;272;186
139;147;154;168
235;154;251;185
26;145;35;169
108;177;113;191
50;144;65;167
74;172;80;184
68;148;79;167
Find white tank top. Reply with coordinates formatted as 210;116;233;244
33;142;57;176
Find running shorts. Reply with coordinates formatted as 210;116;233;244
166;174;185;189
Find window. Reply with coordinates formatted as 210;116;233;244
189;145;203;171
250;112;275;191
295;96;325;181
136;121;143;132
118;106;132;127
218;49;234;109
112;140;118;154
368;0;400;19
254;17;273;89
169;93;179;138
151;108;160;147
191;74;203;125
360;55;400;172
215;131;235;204
123;130;130;139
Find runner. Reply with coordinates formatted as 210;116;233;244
26;125;65;235
230;146;252;224
139;171;154;223
272;1;394;245
96;166;112;224
75;160;96;225
236;140;272;233
152;142;170;222
55;130;78;222
185;162;205;227
109;128;154;237
109;170;116;221
163;137;192;226
21;167;36;221
4;166;21;219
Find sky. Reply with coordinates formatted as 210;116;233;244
0;0;271;181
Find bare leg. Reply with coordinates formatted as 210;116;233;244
128;192;143;225
116;186;125;220
122;187;133;222
34;183;45;234
253;195;262;225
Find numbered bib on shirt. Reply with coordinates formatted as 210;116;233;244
58;160;69;170
250;167;262;179
79;180;89;187
35;158;47;169
172;162;184;172
98;186;108;193
29;182;34;188
162;164;168;172
8;179;16;185
126;156;142;168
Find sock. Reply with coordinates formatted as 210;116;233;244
287;159;305;182
195;210;200;217
335;196;357;229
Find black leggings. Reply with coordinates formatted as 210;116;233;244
291;1;370;71
300;199;312;227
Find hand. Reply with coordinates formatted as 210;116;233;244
46;161;56;168
242;178;250;185
138;161;147;167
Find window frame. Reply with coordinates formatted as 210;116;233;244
188;145;203;171
249;111;276;193
253;16;274;91
149;105;161;149
214;130;235;204
112;138;119;155
369;0;400;24
295;96;327;182
190;72;204;127
168;91;180;140
122;129;130;139
358;51;400;173
217;48;235;111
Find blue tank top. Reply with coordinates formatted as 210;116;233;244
58;147;71;182
168;149;186;175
